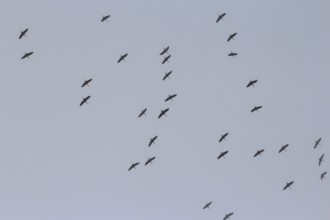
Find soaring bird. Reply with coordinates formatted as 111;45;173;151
164;94;177;102
145;157;156;166
160;46;170;55
251;106;262;113
138;108;147;118
117;53;128;63
216;13;226;23
128;162;139;171
283;181;294;190
101;15;110;22
278;144;289;153
21;51;33;59
81;79;92;87
217;151;229;160
203;201;212;209
158;108;169;119
228;52;238;57
19;28;28;39
219;132;229;143
246;80;258;88
223;212;234;220
80;96;91;106
162;55;171;64
148;135;158;147
254;149;264;157
321;171;327;180
163;71;172;81
314;137;322;149
319;154;324;166
227;32;237;42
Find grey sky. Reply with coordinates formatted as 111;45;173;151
0;0;329;219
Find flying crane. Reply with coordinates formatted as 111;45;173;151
19;28;28;39
117;53;128;63
81;79;92;87
101;15;110;22
21;51;33;59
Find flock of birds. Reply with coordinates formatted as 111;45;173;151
18;11;327;220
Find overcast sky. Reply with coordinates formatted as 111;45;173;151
0;0;329;220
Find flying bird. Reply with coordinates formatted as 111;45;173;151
162;55;171;64
21;51;33;59
319;154;324;166
138;108;147;118
19;28;28;39
160;46;170;55
228;52;238;57
216;13;226;23
227;32;237;42
158;108;169;119
314;137;322;149
217;151;229;160
223;212;234;220
246;80;258;88
278;144;289;153
203;201;212;209
145;157;156;166
81;78;92;87
80;96;91;106
219;132;229;143
251;106;262;113
165;94;177;102
128;162;140;171
101;15;110;22
148;135;158;147
283;181;294;190
117;53;128;63
321;171;327;180
254;149;264;157
163;71;172;81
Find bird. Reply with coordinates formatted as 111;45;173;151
19;28;28;39
321;171;327;180
164;94;177;102
21;51;33;59
162;55;171;64
101;15;110;22
227;32;237;42
319;154;324;166
246;80;258;88
251;106;262;113
216;13;226;23
217;151;229;160
128;162;139;171
158;108;169;119
203;201;212;209
228;52;238;57
254;149;264;157
148;135;158;147
219;132;229;143
80;96;91;106
283;181;294;190
223;212;234;220
145;157;156;166
278;144;289;153
163;71;172;81
314;137;322;149
138;108;147;118
117;53;128;63
160;46;170;55
81;79;92;87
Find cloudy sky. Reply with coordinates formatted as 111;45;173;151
0;0;329;219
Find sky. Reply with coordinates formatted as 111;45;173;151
0;0;329;219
